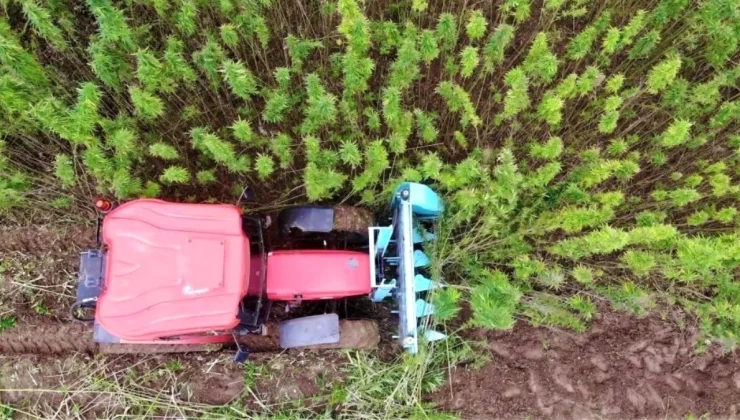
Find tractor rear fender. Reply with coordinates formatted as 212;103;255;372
278;315;381;349
279;314;340;348
277;205;334;235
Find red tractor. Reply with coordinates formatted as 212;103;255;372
59;182;445;360
74;198;379;359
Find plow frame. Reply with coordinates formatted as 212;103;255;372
369;182;445;354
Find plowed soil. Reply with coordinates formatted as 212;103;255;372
0;224;96;324
430;308;740;419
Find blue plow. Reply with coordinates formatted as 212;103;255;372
369;182;446;354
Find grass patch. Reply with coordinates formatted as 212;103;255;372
0;347;481;419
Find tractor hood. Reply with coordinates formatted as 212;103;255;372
96;200;249;341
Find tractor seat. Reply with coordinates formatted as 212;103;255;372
266;250;371;301
97;199;249;341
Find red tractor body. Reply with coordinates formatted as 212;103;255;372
266;250;370;301
95;199;370;344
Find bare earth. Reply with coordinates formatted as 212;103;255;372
431;308;740;419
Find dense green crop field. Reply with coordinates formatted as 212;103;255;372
1;0;739;349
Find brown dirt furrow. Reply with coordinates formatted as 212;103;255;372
0;324;95;355
0;224;95;254
0;320;379;355
429;308;740;419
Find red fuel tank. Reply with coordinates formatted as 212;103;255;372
266;250;371;301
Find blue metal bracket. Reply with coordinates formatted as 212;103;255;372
415;299;435;317
423;329;447;342
370;278;396;302
375;226;393;256
414;274;440;293
413;229;437;244
413;250;430;268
